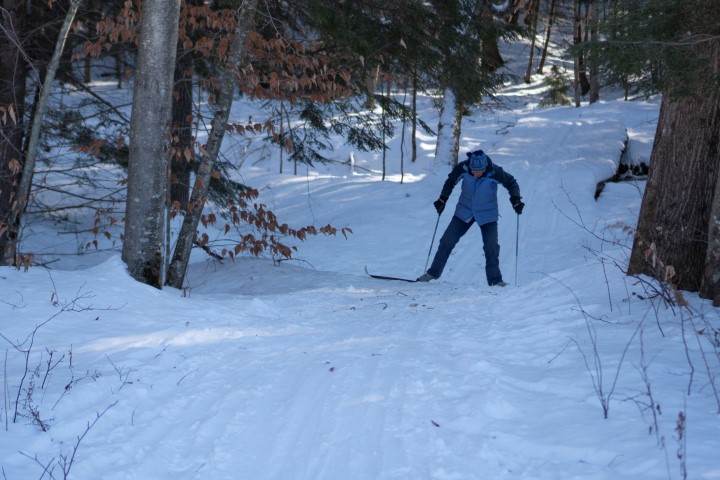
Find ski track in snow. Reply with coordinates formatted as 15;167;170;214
2;243;714;479
54;269;640;479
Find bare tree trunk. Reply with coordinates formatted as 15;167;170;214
588;0;600;104
573;0;590;99
363;65;379;109
381;75;387;181
122;0;181;288
628;40;720;300
169;0;203;207
482;41;504;72
507;0;523;24
699;41;720;304
434;89;458;166
84;56;91;83
537;0;557;74
524;0;540;83
114;44;123;89
0;0;80;265
160;0;205;263
170;51;194;210
411;70;417;162
480;2;504;72
572;0;583;105
573;56;581;107
452;98;463;163
166;0;258;289
704;116;720;304
0;0;28;265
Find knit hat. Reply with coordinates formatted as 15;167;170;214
467;150;488;171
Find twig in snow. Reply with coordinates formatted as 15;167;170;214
105;354;135;391
60;402;118;478
682;310;720;413
177;368;200;386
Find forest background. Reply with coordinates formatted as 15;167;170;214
0;0;718;297
0;1;720;478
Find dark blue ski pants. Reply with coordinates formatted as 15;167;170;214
427;216;502;285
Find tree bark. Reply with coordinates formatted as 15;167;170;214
452;97;463;163
573;0;590;99
166;0;258;289
0;0;27;265
170;51;195;210
627;40;720;299
523;0;540;83
588;0;600;104
0;0;79;265
537;0;557;75
411;70;418;162
434;89;458;166
699;40;720;304
479;0;504;72
170;0;206;209
363;65;379;110
703;117;720;304
507;0;522;25
122;0;181;288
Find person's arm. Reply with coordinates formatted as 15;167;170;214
433;161;467;214
494;165;524;214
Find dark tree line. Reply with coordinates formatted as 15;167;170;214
3;0;719;297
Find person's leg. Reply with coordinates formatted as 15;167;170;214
480;221;503;285
426;216;472;278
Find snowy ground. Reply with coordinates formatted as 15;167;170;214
2;54;720;479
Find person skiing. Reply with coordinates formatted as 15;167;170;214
417;148;524;286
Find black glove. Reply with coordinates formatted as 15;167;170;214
433;195;449;214
510;195;525;215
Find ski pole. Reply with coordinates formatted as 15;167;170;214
514;214;520;286
424;213;442;273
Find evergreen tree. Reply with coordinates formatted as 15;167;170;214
590;0;720;97
539;65;572;107
301;0;521;145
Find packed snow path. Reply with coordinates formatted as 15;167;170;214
2;255;716;479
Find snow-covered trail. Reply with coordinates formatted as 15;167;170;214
180;262;696;480
34;257;655;480
1;230;710;480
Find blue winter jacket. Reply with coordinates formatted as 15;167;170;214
440;157;521;226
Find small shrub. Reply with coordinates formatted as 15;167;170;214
539;65;572;107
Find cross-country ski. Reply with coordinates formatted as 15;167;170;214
364;266;418;282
